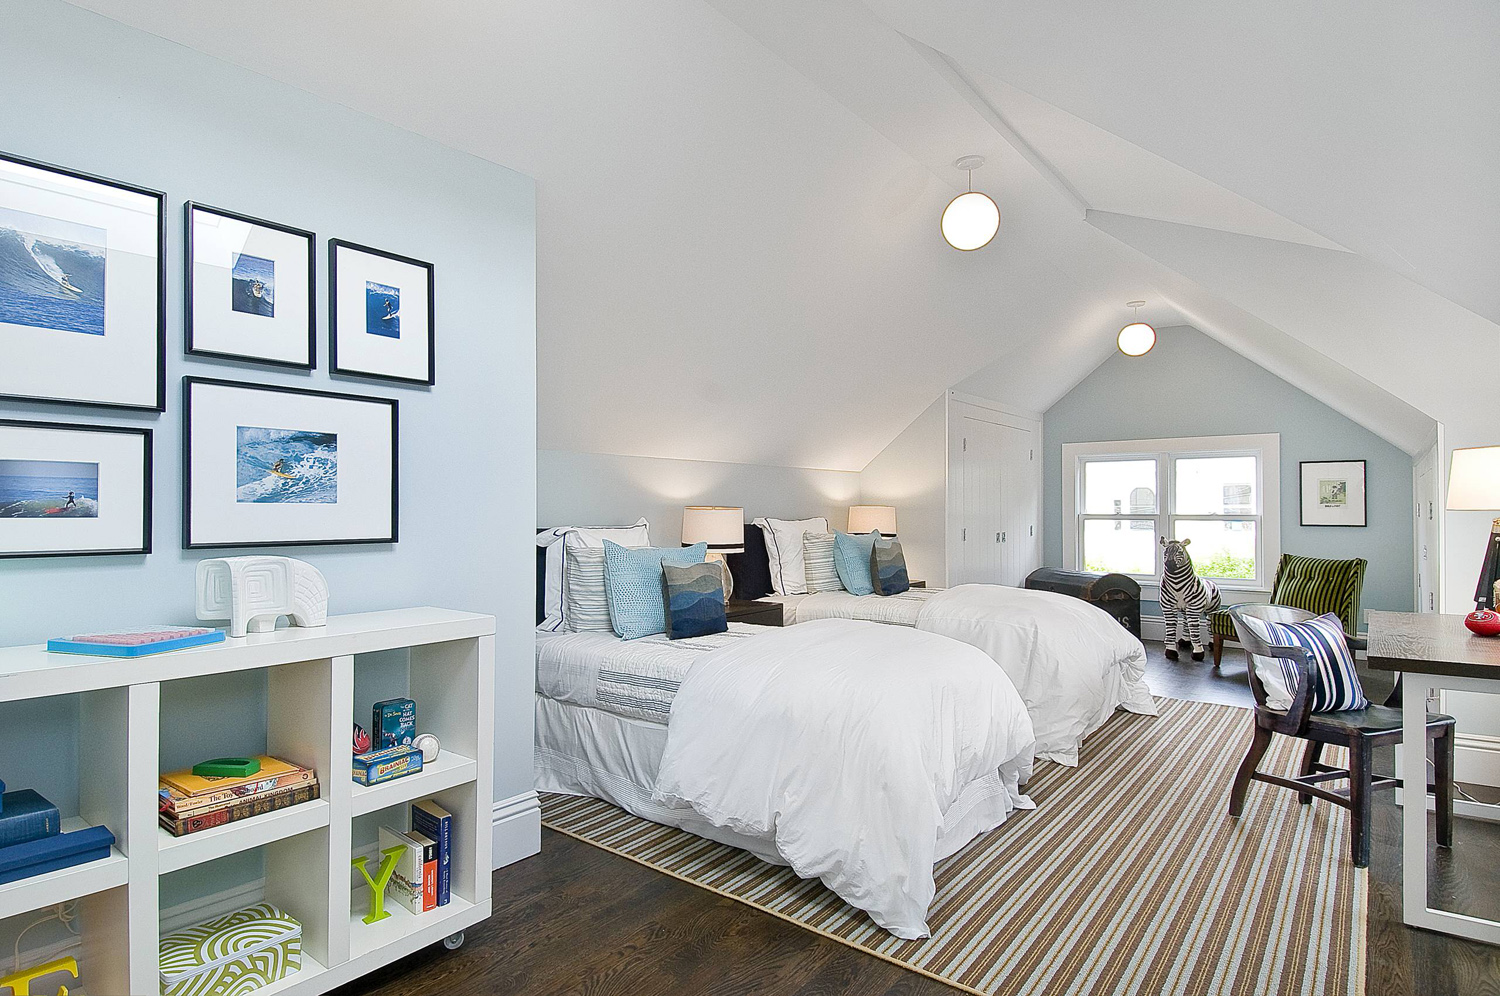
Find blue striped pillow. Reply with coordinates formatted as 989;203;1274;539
1261;612;1368;712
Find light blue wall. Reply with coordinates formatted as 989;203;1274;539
0;0;537;898
1043;326;1416;624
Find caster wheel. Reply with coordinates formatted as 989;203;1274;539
442;931;465;951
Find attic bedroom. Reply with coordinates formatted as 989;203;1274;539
0;2;1495;995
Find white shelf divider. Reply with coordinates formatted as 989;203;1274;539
158;800;331;874
350;751;477;818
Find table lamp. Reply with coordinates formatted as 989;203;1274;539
681;506;744;602
848;505;897;537
1446;445;1500;635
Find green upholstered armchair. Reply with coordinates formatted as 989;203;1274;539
1210;554;1368;668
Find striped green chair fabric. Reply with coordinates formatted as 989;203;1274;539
1210;554;1367;666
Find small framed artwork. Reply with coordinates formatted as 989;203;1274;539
329;239;434;385
186;202;315;368
0;151;165;410
1300;459;1367;527
0;419;152;558
183;377;397;549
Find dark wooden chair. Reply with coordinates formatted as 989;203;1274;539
1227;604;1456;868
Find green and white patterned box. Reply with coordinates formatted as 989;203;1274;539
159;903;302;996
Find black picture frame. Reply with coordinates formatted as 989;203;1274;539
181;376;399;550
1298;459;1368;527
185;201;316;369
0;150;166;411
0;418;152;558
328;238;436;386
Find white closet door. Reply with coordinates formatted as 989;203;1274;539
997;422;1037;586
960;417;1007;584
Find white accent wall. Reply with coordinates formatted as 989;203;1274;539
858;396;949;586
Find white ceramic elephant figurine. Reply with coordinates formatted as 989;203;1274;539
196;556;329;638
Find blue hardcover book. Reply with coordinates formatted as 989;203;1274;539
0;790;61;848
0;825;114;885
47;627;225;657
410;799;451;907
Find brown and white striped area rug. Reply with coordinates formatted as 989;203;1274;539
540;697;1367;995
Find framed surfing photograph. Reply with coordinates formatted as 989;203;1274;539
1299;459;1366;527
329;239;434;385
0;151;165;410
0;419;152;558
186;202;315;368
183;376;398;549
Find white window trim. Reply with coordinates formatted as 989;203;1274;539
1061;433;1281;595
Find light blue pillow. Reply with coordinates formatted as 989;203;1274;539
603;540;707;639
833;530;880;596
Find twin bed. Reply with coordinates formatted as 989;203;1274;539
534;521;1154;938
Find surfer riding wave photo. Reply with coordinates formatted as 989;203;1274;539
0;459;100;518
235;426;338;504
0;206;107;336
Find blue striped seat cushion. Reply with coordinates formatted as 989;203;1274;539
1259;612;1368;713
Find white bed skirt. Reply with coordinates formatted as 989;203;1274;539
535;693;1019;867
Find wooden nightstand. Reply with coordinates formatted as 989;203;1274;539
726;600;784;627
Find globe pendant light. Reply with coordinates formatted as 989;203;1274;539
941;155;1000;251
1117;300;1156;357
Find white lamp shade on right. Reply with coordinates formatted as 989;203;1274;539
1447;446;1500;510
848;505;897;536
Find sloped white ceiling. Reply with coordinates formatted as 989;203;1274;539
58;0;1493;467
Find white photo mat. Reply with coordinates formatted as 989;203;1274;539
1299;459;1366;527
0;421;150;557
330;240;433;384
187;203;314;367
184;378;397;548
0;153;162;409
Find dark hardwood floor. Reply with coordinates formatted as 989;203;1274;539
338;642;1500;996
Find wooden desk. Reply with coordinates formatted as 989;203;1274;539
1368;610;1500;946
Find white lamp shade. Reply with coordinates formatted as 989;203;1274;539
681;506;744;552
1117;322;1156;357
847;505;897;536
941;191;1000;251
1447;446;1500;510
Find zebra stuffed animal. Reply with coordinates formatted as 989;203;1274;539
1158;537;1221;661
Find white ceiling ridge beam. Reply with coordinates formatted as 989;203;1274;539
905;34;1089;220
1086;208;1354;255
1155;300;1435;456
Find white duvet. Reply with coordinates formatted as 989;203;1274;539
792;584;1156;765
654;618;1036;939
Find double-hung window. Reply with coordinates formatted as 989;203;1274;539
1062;434;1280;591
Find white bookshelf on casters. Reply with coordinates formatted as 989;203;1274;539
0;607;494;996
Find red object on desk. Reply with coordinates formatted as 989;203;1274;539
1464;609;1500;637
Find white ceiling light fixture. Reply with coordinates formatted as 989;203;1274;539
1117;300;1156;357
941;155;1000;251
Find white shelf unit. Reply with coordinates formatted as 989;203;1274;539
0;608;494;996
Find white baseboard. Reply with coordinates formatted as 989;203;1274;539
1455;733;1500;789
1141;614;1164;643
492;789;541;869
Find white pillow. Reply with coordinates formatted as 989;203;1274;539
536;518;649;631
753;516;829;595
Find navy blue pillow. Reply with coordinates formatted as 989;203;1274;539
662;562;728;639
870;538;910;596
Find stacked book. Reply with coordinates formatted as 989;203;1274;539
0;783;115;885
377;799;453;915
159;756;320;837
